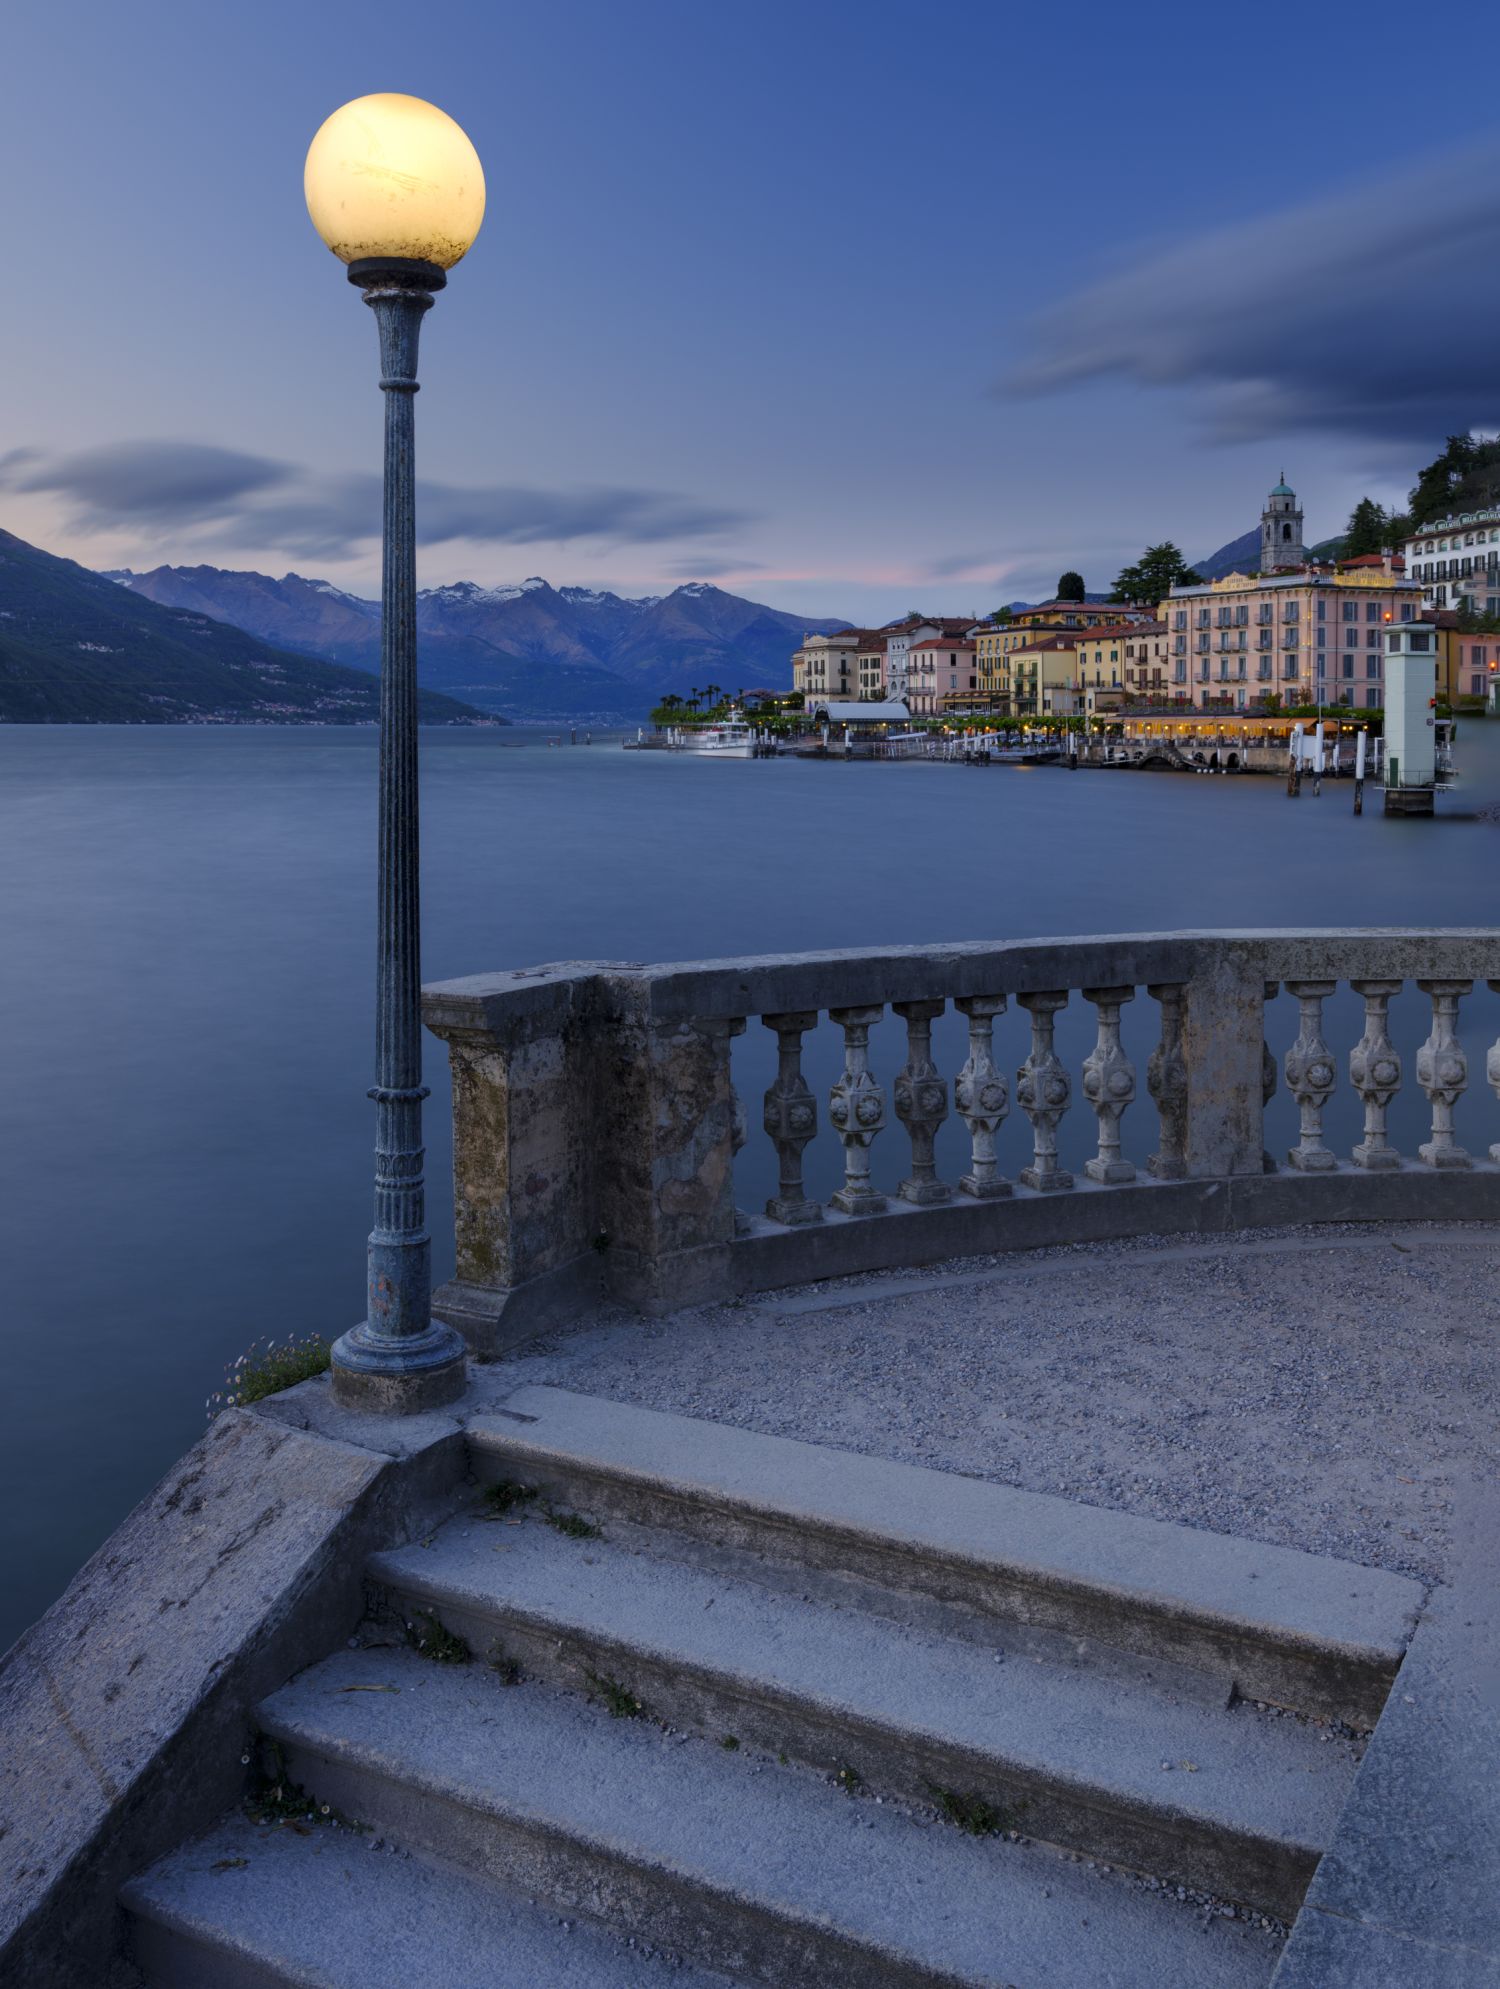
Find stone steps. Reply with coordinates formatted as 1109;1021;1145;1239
368;1509;1354;1918
121;1811;734;1988
468;1386;1421;1728
256;1646;1281;1989
120;1387;1424;1987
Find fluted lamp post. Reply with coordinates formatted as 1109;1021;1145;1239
305;94;484;1412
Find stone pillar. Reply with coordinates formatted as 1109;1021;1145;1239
955;995;1011;1199
727;1016;750;1236
1349;979;1403;1171
1486;979;1500;1165
761;1012;822;1225
1262;982;1280;1175
1173;946;1270;1179
1145;982;1187;1180
828;1006;887;1215
1283;979;1338;1172
893;999;950;1205
1415;979;1472;1169
424;1004;596;1355
1016;991;1073;1191
594;987;743;1312
1081;985;1136;1183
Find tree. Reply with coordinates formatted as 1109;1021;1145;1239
1343;498;1389;559
987;605;1013;625
1110;543;1202;607
1056;571;1086;602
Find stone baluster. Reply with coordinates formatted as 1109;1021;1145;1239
1348;980;1403;1170
893;999;950;1204
1283;980;1338;1171
1415;979;1472;1168
1262;981;1279;1174
1081;986;1136;1183
1486;979;1500;1164
1145;982;1187;1180
1016;991;1073;1191
954;995;1011;1198
761;1011;822;1225
828;1006;887;1214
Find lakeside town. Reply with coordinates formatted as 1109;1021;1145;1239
647;475;1500;775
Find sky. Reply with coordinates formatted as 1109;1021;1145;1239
3;0;1498;625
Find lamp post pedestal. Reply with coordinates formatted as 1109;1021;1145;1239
330;257;465;1414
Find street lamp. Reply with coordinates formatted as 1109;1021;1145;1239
305;94;484;1412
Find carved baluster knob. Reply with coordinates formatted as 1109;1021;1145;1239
828;1006;887;1215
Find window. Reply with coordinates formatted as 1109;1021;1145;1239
1342;601;1358;622
1366;688;1379;708
1316;596;1327;620
1342;658;1354;679
1316;627;1326;648
1366;602;1380;623
1473;676;1486;696
1345;628;1357;649
1366;656;1380;679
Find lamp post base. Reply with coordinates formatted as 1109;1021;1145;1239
329;1318;467;1414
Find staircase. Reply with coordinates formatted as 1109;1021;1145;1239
121;1387;1422;1989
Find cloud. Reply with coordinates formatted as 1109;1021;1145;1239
0;440;752;560
668;554;767;577
1009;139;1500;444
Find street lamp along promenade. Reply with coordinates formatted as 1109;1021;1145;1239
305;94;484;1412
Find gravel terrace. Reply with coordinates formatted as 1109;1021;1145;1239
504;1222;1499;1586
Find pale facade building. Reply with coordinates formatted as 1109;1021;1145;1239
1074;620;1172;708
1164;557;1422;711
1400;508;1500;615
792;631;861;702
856;634;889;701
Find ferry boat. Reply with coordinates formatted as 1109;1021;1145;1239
675;711;756;757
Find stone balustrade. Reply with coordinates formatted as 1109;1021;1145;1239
421;931;1500;1354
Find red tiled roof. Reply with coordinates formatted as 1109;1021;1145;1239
1076;621;1167;642
909;638;976;651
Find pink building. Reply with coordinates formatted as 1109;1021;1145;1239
908;637;976;715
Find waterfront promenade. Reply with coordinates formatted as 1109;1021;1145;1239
4;922;1497;1986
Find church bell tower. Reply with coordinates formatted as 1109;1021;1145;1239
1261;474;1304;574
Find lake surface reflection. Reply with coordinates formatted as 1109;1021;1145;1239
3;721;1496;1650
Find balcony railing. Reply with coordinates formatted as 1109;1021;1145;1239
422;933;1500;1352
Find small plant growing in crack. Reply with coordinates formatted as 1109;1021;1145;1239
929;1785;1007;1837
481;1480;538;1518
245;1740;367;1834
488;1645;524;1687
719;1734;740;1752
836;1762;863;1796
586;1670;646;1719
544;1507;601;1540
405;1611;471;1665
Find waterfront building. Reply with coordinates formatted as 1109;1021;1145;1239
1260;475;1305;574
975;600;1149;714
911;637;977;716
1163;554;1421;712
856;632;889;701
1400;507;1500;613
1075;620;1173;710
1008;632;1080;716
792;630;861;702
886;618;974;711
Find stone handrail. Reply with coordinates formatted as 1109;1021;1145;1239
422;930;1500;1353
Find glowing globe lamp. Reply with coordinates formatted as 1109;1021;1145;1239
305;93;484;270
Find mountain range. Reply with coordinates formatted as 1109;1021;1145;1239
0;529;484;725
109;567;850;720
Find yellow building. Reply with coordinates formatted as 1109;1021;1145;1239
1074;620;1174;710
1009;633;1080;716
975;601;1153;714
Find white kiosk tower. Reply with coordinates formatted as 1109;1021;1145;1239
1383;621;1438;815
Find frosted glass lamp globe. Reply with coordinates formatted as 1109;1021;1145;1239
305;94;484;269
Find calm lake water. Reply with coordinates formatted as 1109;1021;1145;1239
3;722;1498;1652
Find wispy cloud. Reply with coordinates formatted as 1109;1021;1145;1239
667;554;767;578
1008;139;1500;444
0;440;752;560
